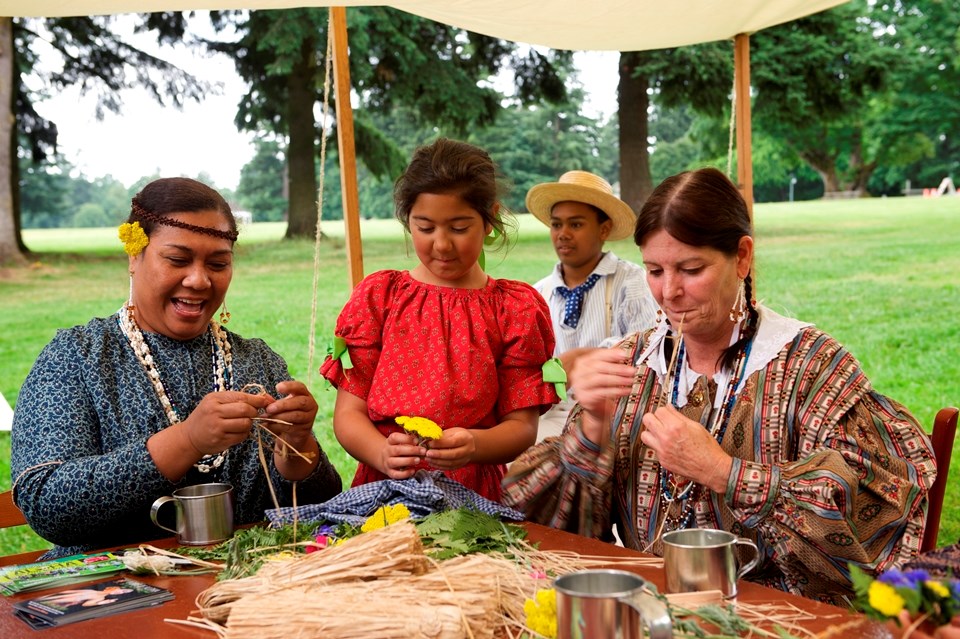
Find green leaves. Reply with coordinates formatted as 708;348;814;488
415;508;528;560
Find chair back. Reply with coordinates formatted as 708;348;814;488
921;406;958;552
0;490;26;529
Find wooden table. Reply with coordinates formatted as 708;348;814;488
0;523;889;638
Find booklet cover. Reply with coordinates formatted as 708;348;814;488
0;552;127;596
12;577;174;628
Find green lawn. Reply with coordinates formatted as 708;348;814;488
1;196;958;556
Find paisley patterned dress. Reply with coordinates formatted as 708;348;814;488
320;270;559;501
503;306;937;603
11;316;343;558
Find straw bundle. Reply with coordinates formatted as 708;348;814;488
196;521;429;625
186;520;668;638
222;555;512;639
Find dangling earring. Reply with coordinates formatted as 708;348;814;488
729;278;746;323
655;308;664;325
219;298;231;325
127;272;135;310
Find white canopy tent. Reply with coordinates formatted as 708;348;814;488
1;0;849;285
6;1;847;51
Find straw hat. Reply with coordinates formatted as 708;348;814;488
526;170;637;241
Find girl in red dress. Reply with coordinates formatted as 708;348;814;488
320;138;559;501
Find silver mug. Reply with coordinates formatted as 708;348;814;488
661;528;760;598
149;483;234;545
554;569;672;639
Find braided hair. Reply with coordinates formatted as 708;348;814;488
634;167;758;372
129;177;238;242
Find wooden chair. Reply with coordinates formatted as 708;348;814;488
0;489;44;567
0;490;26;529
921;406;959;553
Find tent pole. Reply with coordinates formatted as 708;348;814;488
734;32;754;218
331;6;364;288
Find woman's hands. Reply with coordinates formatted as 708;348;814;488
640;405;733;494
180;391;272;456
261;381;320;452
148;381;321;482
894;611;960;639
570;347;638;444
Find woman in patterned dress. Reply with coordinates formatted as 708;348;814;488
320;138;559;502
502;167;937;603
11;178;342;558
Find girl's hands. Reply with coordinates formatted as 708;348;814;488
423;427;476;470
380;431;428;479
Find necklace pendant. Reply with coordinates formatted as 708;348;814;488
690;389;704;407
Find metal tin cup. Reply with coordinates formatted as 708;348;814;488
149;483;234;545
661;528;760;598
554;569;672;639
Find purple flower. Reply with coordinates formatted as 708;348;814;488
878;569;930;588
950;579;960;602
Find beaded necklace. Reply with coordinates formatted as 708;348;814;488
117;304;234;473
658;328;754;531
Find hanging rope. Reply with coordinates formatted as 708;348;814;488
306;12;336;389
726;39;737;179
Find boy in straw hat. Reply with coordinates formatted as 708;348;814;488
527;170;656;440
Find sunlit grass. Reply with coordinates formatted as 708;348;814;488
2;196;958;555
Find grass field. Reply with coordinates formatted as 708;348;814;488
1;195;958;556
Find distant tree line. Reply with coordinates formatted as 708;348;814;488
7;0;958;238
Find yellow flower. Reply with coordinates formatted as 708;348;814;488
263;551;299;562
360;503;411;533
868;581;906;617
118;221;149;256
926;580;950;598
524;588;557;638
395;415;443;441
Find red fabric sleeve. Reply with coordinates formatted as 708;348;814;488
494;280;560;417
318;270;398;400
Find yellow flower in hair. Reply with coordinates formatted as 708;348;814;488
395;415;443;442
118;221;149;256
360;503;411;533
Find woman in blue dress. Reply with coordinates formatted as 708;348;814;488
11;177;341;557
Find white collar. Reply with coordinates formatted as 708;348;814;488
547;251;620;288
637;304;813;409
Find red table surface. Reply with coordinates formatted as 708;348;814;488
0;522;891;638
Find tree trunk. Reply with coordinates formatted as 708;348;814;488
799;148;841;193
617;51;653;214
284;37;320;239
0;17;25;265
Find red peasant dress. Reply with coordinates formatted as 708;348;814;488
320;270;559;501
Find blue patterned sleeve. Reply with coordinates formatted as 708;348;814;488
11;325;175;548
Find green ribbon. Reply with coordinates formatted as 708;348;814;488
483;226;501;246
542;357;567;400
328;336;353;370
479;227;501;272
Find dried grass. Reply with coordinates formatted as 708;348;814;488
184;520;665;638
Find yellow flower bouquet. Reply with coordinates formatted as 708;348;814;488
850;564;960;632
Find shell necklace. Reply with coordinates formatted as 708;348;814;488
117;303;234;473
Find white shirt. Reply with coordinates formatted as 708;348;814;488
534;251;657;356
